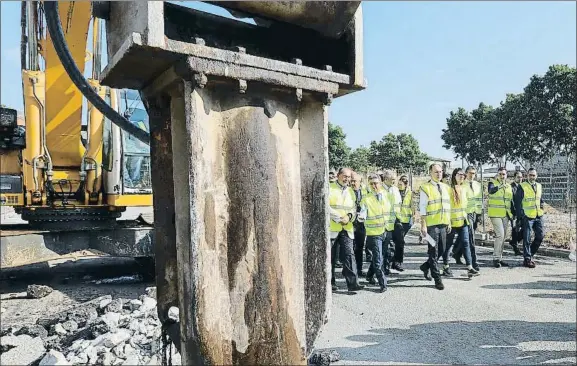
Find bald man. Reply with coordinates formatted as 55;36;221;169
329;168;364;292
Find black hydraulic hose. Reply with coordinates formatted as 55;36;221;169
43;1;150;145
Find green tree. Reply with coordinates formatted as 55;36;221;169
519;64;576;161
441;105;491;166
348;145;372;174
368;133;429;172
328;122;351;169
442;65;576;166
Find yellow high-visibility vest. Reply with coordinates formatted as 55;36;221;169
420;181;451;226
450;185;469;228
520;181;544;219
487;179;513;218
398;189;413;224
382;185;401;230
329;182;356;234
361;192;390;236
465;180;483;214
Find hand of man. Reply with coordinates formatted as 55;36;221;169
447;225;452;234
420;225;427;239
340;215;350;225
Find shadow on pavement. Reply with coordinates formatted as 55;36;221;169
323;320;576;365
529;293;576;300
481;280;576;291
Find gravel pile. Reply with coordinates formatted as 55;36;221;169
0;286;181;365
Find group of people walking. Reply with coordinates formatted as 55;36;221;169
329;163;546;293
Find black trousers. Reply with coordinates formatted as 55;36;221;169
421;225;447;280
331;230;359;288
353;222;367;274
392;221;411;264
510;217;524;248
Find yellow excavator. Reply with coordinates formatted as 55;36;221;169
0;1;152;230
3;2;364;364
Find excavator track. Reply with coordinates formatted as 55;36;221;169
19;207;123;231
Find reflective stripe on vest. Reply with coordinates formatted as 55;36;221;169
398;189;412;224
420;181;451;226
329;182;355;233
521;181;544;219
487;179;513;218
465;180;483;214
450;185;469;227
362;193;389;236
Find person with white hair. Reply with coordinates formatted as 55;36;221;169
357;174;388;293
380;169;403;273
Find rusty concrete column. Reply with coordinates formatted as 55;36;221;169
100;2;365;364
146;94;179;324
166;79;323;364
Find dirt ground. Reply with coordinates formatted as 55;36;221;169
1;270;153;330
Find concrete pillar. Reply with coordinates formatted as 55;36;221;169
100;2;365;364
161;80;329;364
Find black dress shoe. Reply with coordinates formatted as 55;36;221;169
419;263;432;281
392;262;404;272
348;284;365;292
434;279;445;290
493;260;501;268
366;276;377;285
379;286;387;293
357;270;367;277
523;259;536;268
499;261;509;267
467;268;480;278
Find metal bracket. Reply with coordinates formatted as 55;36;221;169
239;79;247;94
193;73;208;89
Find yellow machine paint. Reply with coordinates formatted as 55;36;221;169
43;1;90;169
0;1;152;227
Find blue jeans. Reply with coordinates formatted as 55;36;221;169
523;216;544;260
365;234;387;288
445;225;473;266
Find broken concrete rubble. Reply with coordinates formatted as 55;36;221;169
0;289;180;365
39;350;70;365
27;284;54;299
0;334;46;365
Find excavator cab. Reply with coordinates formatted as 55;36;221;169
102;89;152;204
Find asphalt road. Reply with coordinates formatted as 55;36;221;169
314;234;577;365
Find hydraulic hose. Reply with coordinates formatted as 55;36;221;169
43;1;150;145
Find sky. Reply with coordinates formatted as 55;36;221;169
1;1;576;163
